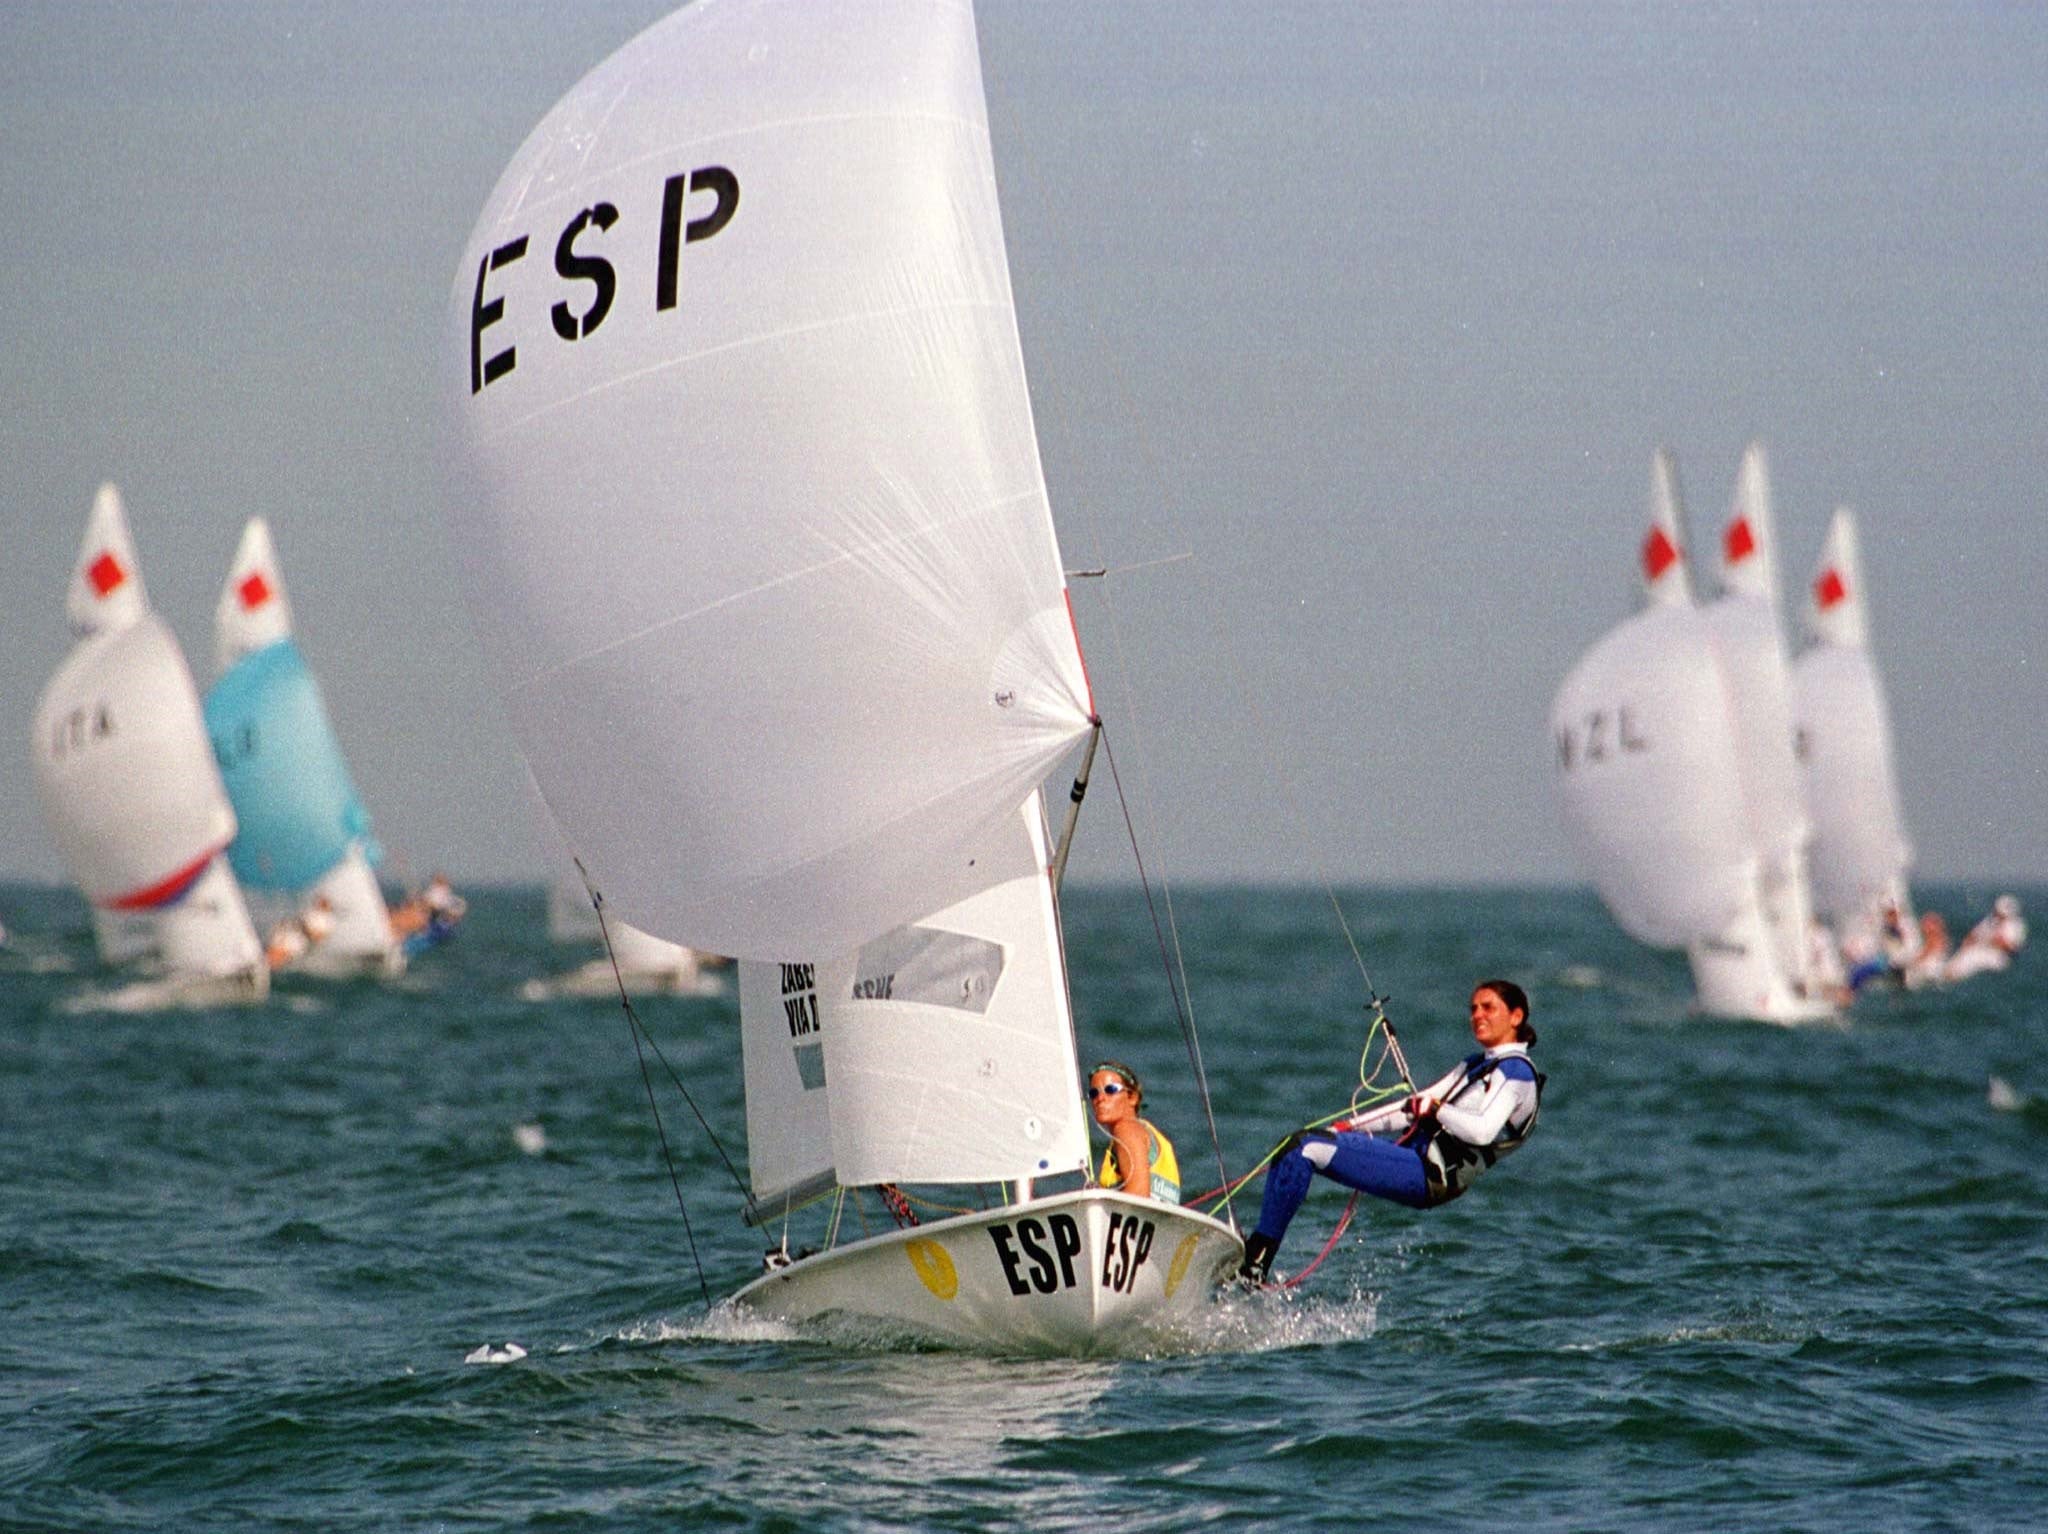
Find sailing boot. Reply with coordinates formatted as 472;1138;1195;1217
1238;1232;1279;1286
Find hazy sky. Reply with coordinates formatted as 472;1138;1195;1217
4;2;2044;891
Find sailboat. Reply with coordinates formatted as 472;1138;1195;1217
1790;507;1914;964
1551;448;1832;1023
1700;442;1833;1020
30;484;269;1005
442;0;1242;1349
204;518;403;976
522;767;719;1000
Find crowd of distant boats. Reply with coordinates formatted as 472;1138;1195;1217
24;484;720;1010
1551;440;2024;1023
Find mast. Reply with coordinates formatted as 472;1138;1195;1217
1048;720;1102;898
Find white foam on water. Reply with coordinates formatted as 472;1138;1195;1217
1987;1075;2026;1112
512;1122;548;1155
464;1342;528;1364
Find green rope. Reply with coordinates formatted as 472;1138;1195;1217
1195;1005;1411;1223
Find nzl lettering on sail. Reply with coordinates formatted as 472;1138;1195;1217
467;167;739;394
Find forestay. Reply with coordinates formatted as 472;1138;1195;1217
443;0;1094;960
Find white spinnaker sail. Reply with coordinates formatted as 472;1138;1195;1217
32;616;239;908
1552;605;1757;948
1701;596;1810;864
740;796;1087;1200
443;0;1093;960
1793;508;1912;925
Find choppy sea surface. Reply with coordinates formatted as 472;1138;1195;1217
2;880;2044;1532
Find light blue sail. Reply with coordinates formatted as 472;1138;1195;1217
204;638;375;892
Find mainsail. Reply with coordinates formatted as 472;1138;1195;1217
441;0;1094;963
31;485;266;984
1792;507;1913;939
740;796;1088;1208
1700;442;1824;996
205;518;397;968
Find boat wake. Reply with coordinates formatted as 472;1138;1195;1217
623;1287;1380;1359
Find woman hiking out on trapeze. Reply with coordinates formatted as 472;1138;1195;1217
1238;978;1543;1285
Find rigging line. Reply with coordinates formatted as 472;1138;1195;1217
1011;117;1215;1183
1067;551;1194;580
621;999;710;1308
572;864;753;1309
1100;724;1232;1220
574;860;754;1207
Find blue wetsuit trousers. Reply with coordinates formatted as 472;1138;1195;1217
1253;1131;1430;1245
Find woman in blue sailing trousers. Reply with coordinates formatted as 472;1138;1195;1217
1238;979;1542;1284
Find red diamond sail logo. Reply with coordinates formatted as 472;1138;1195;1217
1724;516;1756;565
1814;568;1847;609
239;571;273;610
1642;525;1679;582
87;551;126;596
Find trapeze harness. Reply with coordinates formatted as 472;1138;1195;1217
1401;1048;1544;1206
1100;1119;1182;1205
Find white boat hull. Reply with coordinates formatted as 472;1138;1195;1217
733;1190;1243;1354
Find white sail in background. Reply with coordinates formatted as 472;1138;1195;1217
67;482;149;640
1703;441;1824;997
1793;507;1913;940
208;518;399;973
32;485;266;992
442;0;1094;962
214;518;294;673
1553;448;1829;1022
1553;460;1755;952
1553;604;1756;948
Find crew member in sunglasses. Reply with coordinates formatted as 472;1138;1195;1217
1088;1061;1180;1204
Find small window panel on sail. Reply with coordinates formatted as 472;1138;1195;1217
850;926;1004;1014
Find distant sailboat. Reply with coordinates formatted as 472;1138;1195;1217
1701;442;1833;1018
443;0;1242;1349
205;518;402;976
30;484;268;1005
1552;448;1832;1023
1791;507;1914;963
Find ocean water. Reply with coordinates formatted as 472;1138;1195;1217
2;881;2044;1533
